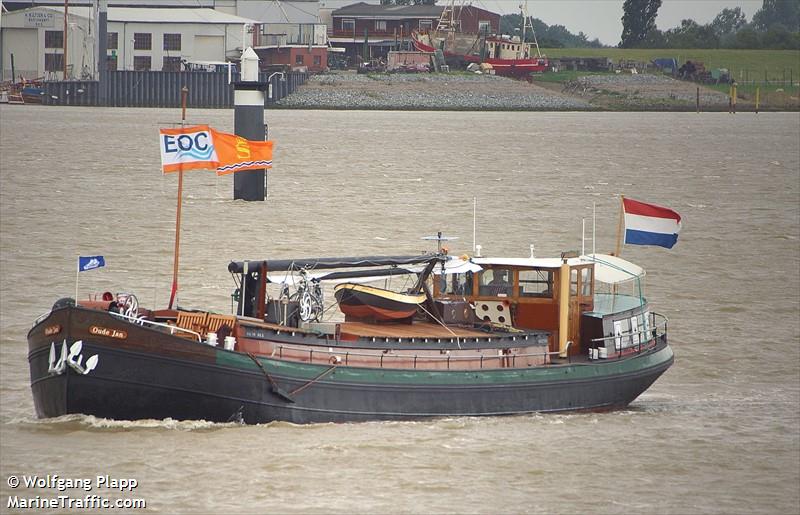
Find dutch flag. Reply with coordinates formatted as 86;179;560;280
623;198;682;249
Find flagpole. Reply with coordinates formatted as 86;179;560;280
75;257;79;303
168;86;189;310
614;194;625;257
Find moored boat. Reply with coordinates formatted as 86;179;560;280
28;248;673;424
410;1;549;78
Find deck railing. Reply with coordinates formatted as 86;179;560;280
270;344;560;370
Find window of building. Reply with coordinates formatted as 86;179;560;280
519;270;553;298
313;55;321;66
133;55;151;71
342;19;355;32
375;20;387;32
478;20;491;33
295;54;304;65
162;56;181;72
45;30;63;49
134;33;152;50
163;33;181;51
45;53;64;72
419;20;433;31
107;32;118;50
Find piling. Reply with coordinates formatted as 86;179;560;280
232;48;267;201
756;86;760;114
696;86;699;113
98;0;108;105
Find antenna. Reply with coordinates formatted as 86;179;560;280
422;231;458;253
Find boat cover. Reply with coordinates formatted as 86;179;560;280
582;254;645;284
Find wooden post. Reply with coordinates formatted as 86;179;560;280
732;83;737;114
558;258;570;358
696;86;699;113
168;85;189;310
755;86;760;114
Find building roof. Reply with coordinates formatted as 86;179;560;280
332;2;443;18
107;7;259;24
13;6;259;25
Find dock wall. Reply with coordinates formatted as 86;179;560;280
40;70;307;108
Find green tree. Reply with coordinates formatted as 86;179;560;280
752;0;799;32
711;7;747;36
620;0;662;47
664;19;719;48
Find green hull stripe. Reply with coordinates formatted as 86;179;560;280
217;344;673;386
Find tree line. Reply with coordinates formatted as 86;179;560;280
621;0;799;49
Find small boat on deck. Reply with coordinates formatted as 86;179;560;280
334;282;426;322
27;247;674;424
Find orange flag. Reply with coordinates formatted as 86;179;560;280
159;125;274;175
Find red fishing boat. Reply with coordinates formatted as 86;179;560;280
411;1;548;78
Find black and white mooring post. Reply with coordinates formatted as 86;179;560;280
233;47;267;201
97;0;108;106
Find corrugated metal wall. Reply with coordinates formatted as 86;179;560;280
42;70;307;108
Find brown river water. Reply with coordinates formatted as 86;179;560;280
1;106;798;514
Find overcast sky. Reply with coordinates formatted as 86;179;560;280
320;1;765;46
480;0;764;45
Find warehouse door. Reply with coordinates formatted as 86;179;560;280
2;28;39;80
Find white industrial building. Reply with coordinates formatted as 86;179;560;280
0;6;260;81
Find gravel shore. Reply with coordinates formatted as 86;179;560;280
277;71;593;110
566;73;731;108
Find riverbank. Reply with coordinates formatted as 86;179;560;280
275;70;799;111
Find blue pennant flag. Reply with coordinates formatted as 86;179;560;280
78;256;105;272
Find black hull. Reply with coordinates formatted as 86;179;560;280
29;307;674;424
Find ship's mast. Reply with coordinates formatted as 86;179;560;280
436;0;464;46
520;1;543;59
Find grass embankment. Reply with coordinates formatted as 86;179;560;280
541;48;800;83
534;48;799;110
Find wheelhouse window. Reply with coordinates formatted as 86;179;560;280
570;268;579;295
134;33;152;50
479;269;512;297
519;269;553;298
342;19;355;32
163;33;181;51
580;267;593;297
375;20;387;32
45;30;63;49
419;20;433;31
443;272;473;296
